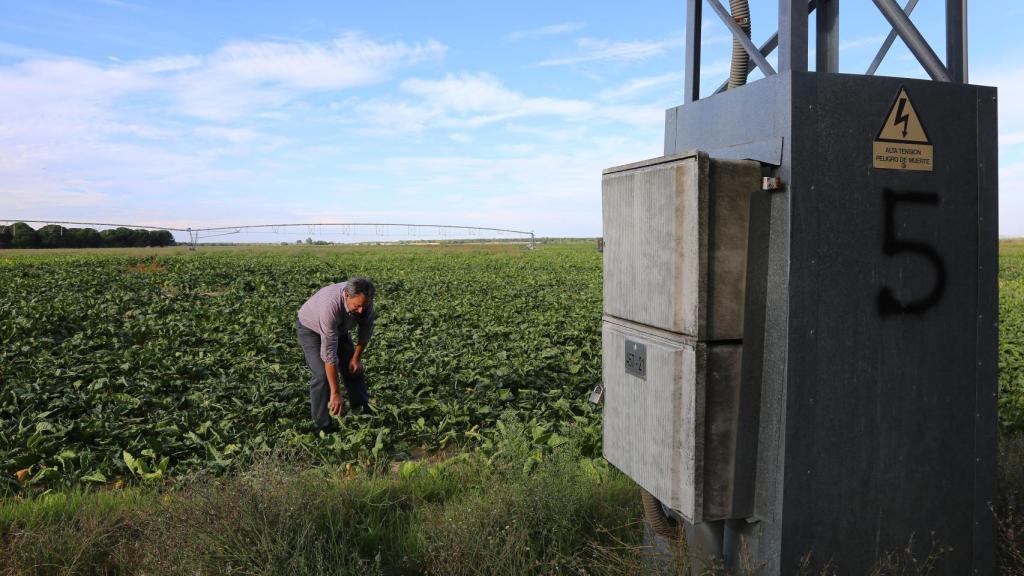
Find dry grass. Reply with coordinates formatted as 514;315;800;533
3;435;1022;575
1;437;643;576
998;433;1024;575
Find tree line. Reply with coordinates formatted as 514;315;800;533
0;223;176;249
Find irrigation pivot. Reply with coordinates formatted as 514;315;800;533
0;220;535;250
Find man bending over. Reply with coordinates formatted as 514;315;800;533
296;277;376;433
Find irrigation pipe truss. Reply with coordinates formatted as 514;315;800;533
0;219;536;249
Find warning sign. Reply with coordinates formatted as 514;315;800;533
873;87;933;172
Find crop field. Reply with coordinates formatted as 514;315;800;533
1;243;602;490
1;240;1023;574
2;239;1024;494
1001;240;1024;433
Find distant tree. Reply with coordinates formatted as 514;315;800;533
37;225;68;248
295;239;303;245
99;229;116;247
150;230;175;247
0;225;174;249
78;228;102;248
117;227;137;247
129;229;151;247
100;227;130;247
64;228;85;248
305;237;313;244
9;222;40;248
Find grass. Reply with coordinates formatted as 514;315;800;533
3;429;1019;575
998;432;1024;575
0;423;649;576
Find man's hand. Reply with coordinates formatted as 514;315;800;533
348;357;364;376
329;391;343;416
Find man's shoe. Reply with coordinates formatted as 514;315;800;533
351;404;375;416
316;422;340;435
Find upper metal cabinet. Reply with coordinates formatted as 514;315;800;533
602;151;760;340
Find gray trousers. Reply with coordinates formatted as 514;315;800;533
296;319;369;429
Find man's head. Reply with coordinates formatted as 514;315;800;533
342;277;375;315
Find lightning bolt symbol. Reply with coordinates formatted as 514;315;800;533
894;97;910;138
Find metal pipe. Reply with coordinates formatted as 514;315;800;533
946;0;967;83
779;0;809;72
706;0;777;77
685;0;703;103
866;0;919;76
815;0;839;73
0;219;188;231
872;0;952;82
190;222;534;236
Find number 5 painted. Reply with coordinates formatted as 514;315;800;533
878;189;946;315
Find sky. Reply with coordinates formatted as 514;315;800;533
1;0;1021;243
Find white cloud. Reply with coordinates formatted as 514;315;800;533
0;35;447;132
90;0;144;9
255;126;663;238
0;41;53;60
353;73;664;134
0;32;451;223
1002;133;1024;146
1000;161;1024;237
839;34;887;51
170;34;447;121
973;66;1024;237
700;58;732;79
193;126;273;145
129;55;203;74
1;186;113;211
209;35;443;91
342;140;660;235
505;123;589;142
974;68;1024;146
0;29;669;237
191;126;292;154
598;73;679;101
403;74;538;113
506;22;586;41
537;37;681;66
0;57;159;159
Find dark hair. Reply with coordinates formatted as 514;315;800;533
343;277;376;302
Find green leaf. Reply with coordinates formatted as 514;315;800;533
371;428;389;459
122;451;138;475
81;470;108;483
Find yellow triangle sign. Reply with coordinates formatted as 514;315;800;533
876;87;930;143
873;86;934;171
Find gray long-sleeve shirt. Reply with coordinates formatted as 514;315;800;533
297;281;375;365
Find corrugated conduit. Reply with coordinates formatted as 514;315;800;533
641;488;681;540
727;0;752;89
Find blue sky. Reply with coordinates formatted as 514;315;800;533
1;1;1021;242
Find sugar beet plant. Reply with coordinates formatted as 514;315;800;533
1000;242;1024;433
0;244;603;490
